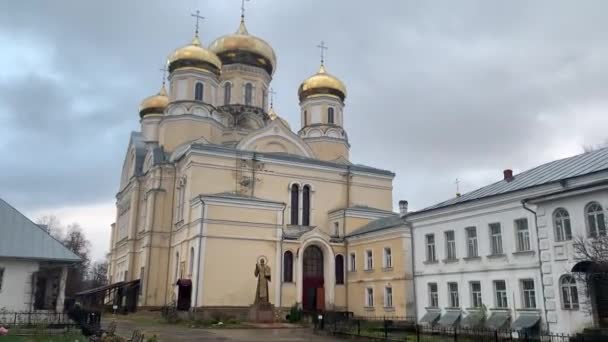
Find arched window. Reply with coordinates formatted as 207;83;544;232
290;184;299;225
587;202;606;237
174;252;180;280
283;251;293;282
189;247;195;277
224;83;231;105
245;83;253;105
304;110;308;126
327;107;335;124
561;275;579;310
335;255;344;285
554;208;572;242
302;185;311;226
195;82;204;101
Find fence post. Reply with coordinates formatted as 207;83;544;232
416;324;420;342
357;319;360;336
453;326;457;342
524;331;529;342
494;330;498;342
384;318;388;339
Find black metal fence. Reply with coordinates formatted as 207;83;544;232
324;316;587;342
0;311;78;329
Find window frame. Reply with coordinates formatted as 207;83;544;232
335;254;345;285
384;286;393;308
489;223;503;255
383;247;393;269
494;280;508;309
428;283;439;308
466;227;478;258
327;107;335;124
366;287;374;307
470;281;482;308
425;234;437;262
283;251;294;282
448;282;460;308
194;82;204;101
515;218;531;252
445;230;456;260
554;208;573;241
302;185;311;226
586;203;606;238
290;184;299;225
0;267;5;292
223;82;231;105
521;279;536;309
244;83;253;105
560;275;579;310
349;253;356;272
365;249;374;270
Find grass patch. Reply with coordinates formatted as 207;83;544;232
1;332;85;342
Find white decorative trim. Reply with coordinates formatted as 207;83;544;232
236;120;315;158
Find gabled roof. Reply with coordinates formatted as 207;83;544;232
418;147;608;214
347;214;405;237
0;198;81;262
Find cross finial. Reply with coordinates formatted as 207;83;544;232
241;0;251;21
191;10;205;37
159;66;168;87
455;178;461;197
317;41;328;65
269;88;277;108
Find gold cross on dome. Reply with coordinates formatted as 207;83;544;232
317;41;328;65
190;10;205;36
269;88;277;107
241;0;251;19
159;66;168;86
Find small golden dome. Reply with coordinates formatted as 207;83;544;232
268;107;290;129
298;64;347;102
209;20;277;75
139;85;169;118
167;36;222;76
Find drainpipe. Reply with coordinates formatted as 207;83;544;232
278;203;286;309
343;166;351;310
193;198;206;310
163;163;178;305
409;219;418;320
522;200;550;332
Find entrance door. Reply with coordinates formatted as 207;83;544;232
302;245;324;312
176;279;192;311
594;276;608;326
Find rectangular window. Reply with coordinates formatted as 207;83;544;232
521;279;536;308
384;247;392;268
448;282;459;307
470;281;482;308
425;234;436;262
516;218;531;252
428;283;438;308
0;267;4;291
494;280;508;308
366;288;374;307
385;287;393;308
466;227;478;257
445;230;456;260
365;250;373;270
489;223;503;255
349;253;356;271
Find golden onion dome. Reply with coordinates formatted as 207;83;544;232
268;107;290;129
167;36;222;76
209;20;277;76
298;64;347;102
139;85;169;118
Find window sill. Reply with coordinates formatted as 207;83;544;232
463;256;481;261
445;307;461;311
465;307;484;311
364;269;374;273
562;307;579;311
512;250;535;256
489;308;511;312
442;258;459;264
487;253;506;259
423;260;439;265
516;308;540;312
382;267;394;272
364;306;375;311
384;307;395;312
348;270;357;273
425;307;441;311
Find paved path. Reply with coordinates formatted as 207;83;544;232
103;316;343;342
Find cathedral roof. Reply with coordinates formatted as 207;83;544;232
168;35;222;76
298;64;347;102
415;146;608;214
0;198;81;262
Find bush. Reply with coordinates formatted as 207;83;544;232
287;305;302;323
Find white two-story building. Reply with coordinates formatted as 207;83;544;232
407;147;608;334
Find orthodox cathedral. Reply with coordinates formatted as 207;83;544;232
106;11;413;319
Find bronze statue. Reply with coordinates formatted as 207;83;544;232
254;258;271;304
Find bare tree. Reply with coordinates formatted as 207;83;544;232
572;234;608;314
36;215;63;239
89;260;108;288
61;224;91;296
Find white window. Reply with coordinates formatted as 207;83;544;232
349;253;356;271
448;282;459;307
586;203;606;238
494;280;508;308
554;208;573;241
425;234;436;262
445;230;456;260
366;288;374;307
365;250;373;270
560;275;579;310
470;281;482;308
0;267;4;291
489;223;503;255
428;283;438;307
521;279;536;309
466;227;478;257
383;247;392;268
515;218;531;251
384;287;393;308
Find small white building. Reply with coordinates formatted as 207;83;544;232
0;198;81;312
407;147;608;334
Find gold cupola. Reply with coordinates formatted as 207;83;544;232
298;64;347;102
209;19;277;76
139;85;169;118
268;106;290;129
167;35;222;76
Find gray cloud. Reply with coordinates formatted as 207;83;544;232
2;0;608;223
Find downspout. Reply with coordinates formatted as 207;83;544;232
163;163;178;305
408;219;418;320
522;200;550;332
251;152;257;197
278;203;286;308
344;165;351;310
193;198;206;310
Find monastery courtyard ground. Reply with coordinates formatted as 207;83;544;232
103;312;343;342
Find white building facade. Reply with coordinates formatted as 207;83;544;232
407;147;608;334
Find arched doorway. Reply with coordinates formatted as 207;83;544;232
573;261;608;327
302;245;324;312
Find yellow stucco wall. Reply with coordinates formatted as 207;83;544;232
305;140;350;161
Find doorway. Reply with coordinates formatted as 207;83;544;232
302;245;324;312
176;279;192;311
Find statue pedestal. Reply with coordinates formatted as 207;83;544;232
248;302;275;323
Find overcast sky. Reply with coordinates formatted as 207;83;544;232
2;1;608;260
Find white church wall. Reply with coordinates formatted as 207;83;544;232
0;259;39;311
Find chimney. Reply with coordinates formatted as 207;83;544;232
399;200;408;217
503;169;514;182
